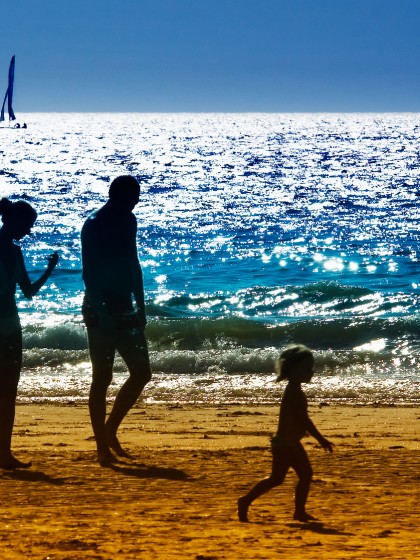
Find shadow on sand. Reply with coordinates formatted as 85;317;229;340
109;461;190;481
286;521;354;536
1;469;68;485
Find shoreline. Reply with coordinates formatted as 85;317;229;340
1;403;419;559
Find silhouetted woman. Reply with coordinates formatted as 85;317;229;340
0;198;58;468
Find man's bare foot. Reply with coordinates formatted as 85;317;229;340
293;511;317;522
97;448;118;467
106;434;131;458
238;497;249;522
0;455;32;469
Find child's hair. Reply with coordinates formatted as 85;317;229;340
275;344;313;381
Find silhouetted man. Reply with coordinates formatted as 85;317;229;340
81;175;151;465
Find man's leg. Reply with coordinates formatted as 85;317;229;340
86;327;116;464
105;330;151;456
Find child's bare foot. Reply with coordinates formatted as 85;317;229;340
293;511;317;522
0;455;32;469
106;434;131;458
237;497;249;522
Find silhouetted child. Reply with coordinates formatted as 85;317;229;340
238;344;333;522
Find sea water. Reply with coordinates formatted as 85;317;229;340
1;113;419;405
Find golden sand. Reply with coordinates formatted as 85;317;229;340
1;403;419;559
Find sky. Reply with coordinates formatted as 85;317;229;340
1;0;420;112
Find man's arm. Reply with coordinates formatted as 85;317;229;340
128;218;147;328
132;261;147;328
81;218;109;315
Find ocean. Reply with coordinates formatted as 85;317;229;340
1;112;419;405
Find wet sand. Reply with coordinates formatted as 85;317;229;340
1;403;419;559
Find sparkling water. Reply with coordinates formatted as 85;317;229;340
1;113;419;404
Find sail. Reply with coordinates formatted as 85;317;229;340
0;90;7;122
7;56;16;120
0;56;16;122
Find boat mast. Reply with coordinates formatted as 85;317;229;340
0;55;16;124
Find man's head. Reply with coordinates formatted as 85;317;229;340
108;175;140;211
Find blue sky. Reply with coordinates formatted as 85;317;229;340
1;0;420;112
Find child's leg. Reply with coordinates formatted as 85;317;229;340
238;445;291;521
290;444;313;521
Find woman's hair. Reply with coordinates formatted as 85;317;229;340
0;197;37;225
276;344;313;381
0;197;13;216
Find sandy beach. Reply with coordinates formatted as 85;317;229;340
1;402;419;559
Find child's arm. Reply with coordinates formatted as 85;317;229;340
306;418;334;452
293;391;334;452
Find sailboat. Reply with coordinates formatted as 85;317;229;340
0;55;16;124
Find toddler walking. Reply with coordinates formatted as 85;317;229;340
238;344;333;522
